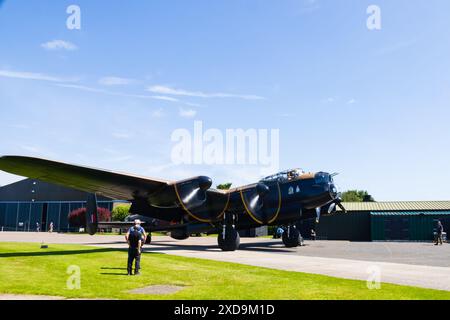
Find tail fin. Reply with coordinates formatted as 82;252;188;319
86;193;98;235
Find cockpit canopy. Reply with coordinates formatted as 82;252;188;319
260;168;305;183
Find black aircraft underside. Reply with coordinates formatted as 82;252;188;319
0;156;346;251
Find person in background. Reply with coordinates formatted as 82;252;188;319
275;226;284;239
49;222;54;233
435;221;444;245
127;226;142;275
311;229;317;241
36;222;40;232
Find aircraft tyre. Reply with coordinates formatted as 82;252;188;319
282;226;301;248
218;227;240;251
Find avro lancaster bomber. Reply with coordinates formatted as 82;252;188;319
0;156;346;251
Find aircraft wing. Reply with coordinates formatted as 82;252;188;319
0;156;172;200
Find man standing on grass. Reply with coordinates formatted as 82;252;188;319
126;219;147;244
127;226;142;275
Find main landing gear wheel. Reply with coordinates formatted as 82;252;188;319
282;225;302;248
218;213;240;251
218;227;240;251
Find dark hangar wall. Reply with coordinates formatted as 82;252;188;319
297;211;371;241
0;179;113;202
316;211;371;241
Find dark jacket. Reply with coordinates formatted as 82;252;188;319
128;229;142;248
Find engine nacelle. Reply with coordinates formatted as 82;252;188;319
172;176;229;223
175;176;213;209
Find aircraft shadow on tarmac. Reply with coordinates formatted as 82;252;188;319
0;240;304;259
141;240;305;254
81;239;304;253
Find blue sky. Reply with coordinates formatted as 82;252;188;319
0;0;449;200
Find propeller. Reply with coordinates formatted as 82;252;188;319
326;201;346;215
328;202;337;214
334;192;347;213
315;207;321;223
337;201;347;213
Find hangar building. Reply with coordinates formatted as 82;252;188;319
0;179;115;232
298;201;450;241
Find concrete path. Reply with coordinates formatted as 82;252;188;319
165;247;450;291
1;232;450;291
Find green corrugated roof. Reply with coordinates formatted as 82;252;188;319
371;211;450;216
337;201;450;212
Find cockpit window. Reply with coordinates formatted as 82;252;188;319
287;170;300;180
261;169;305;183
314;172;330;184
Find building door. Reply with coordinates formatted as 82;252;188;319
41;203;48;232
385;217;409;240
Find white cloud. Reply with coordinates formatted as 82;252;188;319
179;108;197;118
0;69;77;82
56;84;106;93
151;95;180;102
184;102;202;108
98;76;135;86
147;85;264;100
321;97;336;103
56;83;182;104
151;108;165;118
321;97;357;105
41;40;78;51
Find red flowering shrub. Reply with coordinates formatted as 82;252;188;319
68;207;111;227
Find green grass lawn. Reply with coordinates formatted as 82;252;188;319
0;242;449;300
